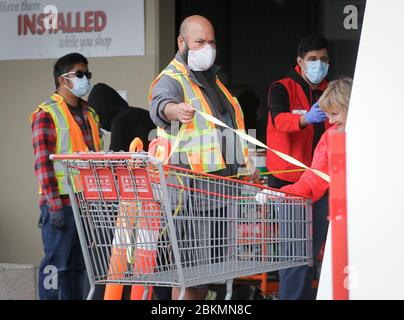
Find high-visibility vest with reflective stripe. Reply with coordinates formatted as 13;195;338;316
30;93;102;195
149;59;249;173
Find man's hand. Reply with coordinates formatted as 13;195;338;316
164;102;196;124
50;210;65;230
304;102;327;124
176;103;196;124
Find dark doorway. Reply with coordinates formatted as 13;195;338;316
175;0;366;142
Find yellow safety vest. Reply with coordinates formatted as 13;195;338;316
149;59;249;173
30;93;103;195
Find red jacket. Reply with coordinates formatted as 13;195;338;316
266;65;330;182
281;127;336;202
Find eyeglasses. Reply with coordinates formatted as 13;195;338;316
62;70;92;79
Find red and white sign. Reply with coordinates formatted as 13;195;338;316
115;168;153;200
79;168;117;200
84;175;112;193
0;0;145;60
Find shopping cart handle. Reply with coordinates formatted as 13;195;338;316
50;152;148;161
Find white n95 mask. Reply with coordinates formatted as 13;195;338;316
188;44;216;71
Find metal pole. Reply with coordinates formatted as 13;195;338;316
225;279;233;300
62;164;96;300
156;161;186;298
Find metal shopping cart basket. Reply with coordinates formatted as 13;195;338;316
51;152;313;300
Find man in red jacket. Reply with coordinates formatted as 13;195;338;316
266;35;331;299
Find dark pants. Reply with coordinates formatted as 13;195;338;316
38;203;86;300
278;194;329;300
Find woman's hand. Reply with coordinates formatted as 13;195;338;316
249;169;261;183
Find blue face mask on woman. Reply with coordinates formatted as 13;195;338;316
63;72;91;98
304;60;329;85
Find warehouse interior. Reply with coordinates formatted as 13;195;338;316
4;0;404;301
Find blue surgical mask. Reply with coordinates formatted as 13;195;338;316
64;75;91;98
304;60;329;85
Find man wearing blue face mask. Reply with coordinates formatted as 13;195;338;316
266;35;331;300
30;53;102;300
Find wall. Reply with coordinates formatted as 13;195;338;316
0;0;175;265
346;0;404;299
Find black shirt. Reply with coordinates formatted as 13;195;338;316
67;103;86;125
192;70;240;176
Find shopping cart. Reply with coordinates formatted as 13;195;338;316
50;152;313;300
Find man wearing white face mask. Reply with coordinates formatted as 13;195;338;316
31;53;102;300
149;15;251;177
149;15;257;300
266;36;331;300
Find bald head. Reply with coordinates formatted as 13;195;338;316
178;15;216;56
179;15;214;38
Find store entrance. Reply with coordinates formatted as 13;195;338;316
175;0;365;142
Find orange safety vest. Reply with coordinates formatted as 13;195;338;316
30;93;102;195
149;59;249;173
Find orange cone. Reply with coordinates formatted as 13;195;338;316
104;202;136;300
104;138;163;300
130;202;161;300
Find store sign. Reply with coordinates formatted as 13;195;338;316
0;0;145;60
321;0;366;40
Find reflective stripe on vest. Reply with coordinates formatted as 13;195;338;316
216;80;249;162
30;93;102;195
149;59;249;173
